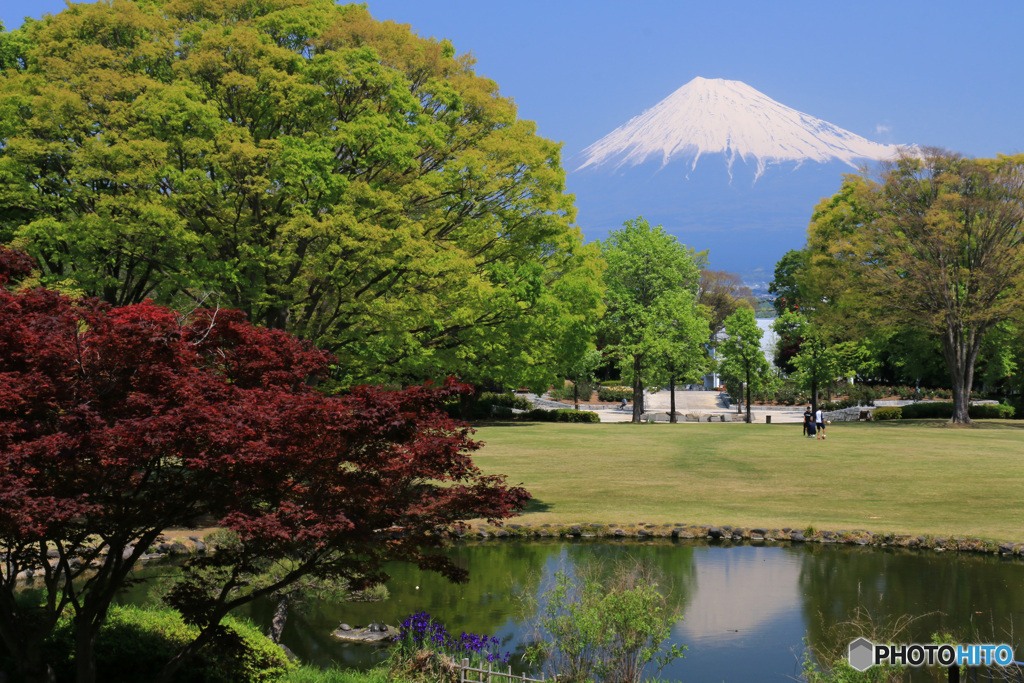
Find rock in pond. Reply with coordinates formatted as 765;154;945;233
331;623;399;643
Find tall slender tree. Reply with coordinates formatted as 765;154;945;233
600;218;705;423
719;308;770;423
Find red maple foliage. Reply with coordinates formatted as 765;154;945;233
0;247;530;683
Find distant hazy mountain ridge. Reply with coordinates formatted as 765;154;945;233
576;77;903;180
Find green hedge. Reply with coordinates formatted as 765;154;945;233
452;392;532;420
597;386;632;402
1;605;292;682
872;407;902;420
899;402;952;419
522;408;600;423
970;403;1015;419
886;402;1015;420
482;392;532;411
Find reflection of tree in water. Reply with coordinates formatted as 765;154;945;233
247;542;566;668
109;543;698;671
796;544;1024;665
558;542;697;622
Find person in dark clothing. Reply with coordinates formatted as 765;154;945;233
803;405;813;438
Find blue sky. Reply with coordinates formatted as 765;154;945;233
5;0;1023;161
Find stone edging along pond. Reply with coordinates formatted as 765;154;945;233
31;521;1016;577
460;522;1024;557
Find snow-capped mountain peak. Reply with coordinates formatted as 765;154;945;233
576;77;903;180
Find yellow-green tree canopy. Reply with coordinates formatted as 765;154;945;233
0;0;603;388
800;148;1024;422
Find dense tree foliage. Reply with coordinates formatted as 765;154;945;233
0;0;602;389
798;149;1024;422
698;269;755;339
767;249;807;316
718;307;770;423
771;310;866;412
0;248;528;683
599;218;708;423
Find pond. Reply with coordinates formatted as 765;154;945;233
136;539;1024;681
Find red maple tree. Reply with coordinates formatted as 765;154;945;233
0;248;529;683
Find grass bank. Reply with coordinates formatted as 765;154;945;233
471;420;1024;541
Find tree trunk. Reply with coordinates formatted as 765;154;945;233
632;355;644;423
744;364;752;424
268;593;291;644
74;621;98;683
942;322;983;424
669;375;677;423
811;375;818;417
573;382;580;411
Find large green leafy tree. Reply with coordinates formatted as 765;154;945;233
767;249;808;316
785;180;946;388
656;300;711;422
719;307;770;423
600;218;706;423
772;310;867;413
0;0;602;388
801;149;1024;422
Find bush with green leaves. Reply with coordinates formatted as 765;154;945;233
283;666;397;683
0;605;292;683
872;407;902;421
554;409;600;423
481;392;533;411
800;651;904;682
522;409;600;423
597;386;633;403
548;384;579;401
899;402;953;419
525;568;684;683
847;384;882;406
969;403;1015;419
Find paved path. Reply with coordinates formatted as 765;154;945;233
595;390;807;424
646;390;727;412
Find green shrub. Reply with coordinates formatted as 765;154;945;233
18;605;292;683
548;384;578;401
479;391;531;411
553;409;600;423
452;392;532;420
969;403;1016;419
520;408;599;423
283;666;396;683
900;402;953;419
597;386;633;402
872;407;902;421
525;567;684;682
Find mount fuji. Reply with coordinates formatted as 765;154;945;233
567;77;909;281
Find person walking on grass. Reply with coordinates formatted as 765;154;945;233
803;405;813;438
815;407;826;439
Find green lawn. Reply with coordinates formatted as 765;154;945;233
471;420;1024;541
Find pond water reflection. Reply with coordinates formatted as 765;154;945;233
192;540;1024;681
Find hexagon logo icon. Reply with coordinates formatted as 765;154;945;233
848;637;875;672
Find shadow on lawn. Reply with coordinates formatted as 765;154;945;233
864;419;1024;430
523;498;553;514
471;420;545;428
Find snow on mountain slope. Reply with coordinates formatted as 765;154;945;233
576;77;903;180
